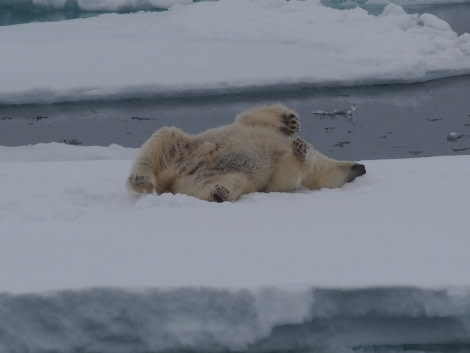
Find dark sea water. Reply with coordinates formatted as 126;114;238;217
1;73;470;161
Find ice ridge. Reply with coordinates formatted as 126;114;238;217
1;286;469;353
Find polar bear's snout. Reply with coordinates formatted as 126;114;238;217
352;163;366;175
347;163;366;182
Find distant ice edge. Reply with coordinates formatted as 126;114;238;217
3;72;470;106
1;286;470;353
5;0;470;13
1;0;193;12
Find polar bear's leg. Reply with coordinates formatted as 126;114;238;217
265;157;306;193
235;104;300;136
209;172;255;202
127;173;156;194
173;172;253;202
265;137;313;192
126;127;185;194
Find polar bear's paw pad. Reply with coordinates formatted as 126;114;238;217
128;175;150;185
127;174;154;193
211;184;232;203
281;113;300;136
292;137;308;159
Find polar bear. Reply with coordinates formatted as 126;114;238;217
127;104;366;202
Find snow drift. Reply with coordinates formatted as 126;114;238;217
1;143;469;294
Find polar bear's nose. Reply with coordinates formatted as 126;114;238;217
351;163;366;176
347;163;366;182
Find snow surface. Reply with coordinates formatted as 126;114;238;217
365;0;470;5
1;0;470;104
1;143;469;294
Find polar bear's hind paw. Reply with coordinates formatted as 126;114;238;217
281;113;300;136
211;184;232;203
292;137;308;159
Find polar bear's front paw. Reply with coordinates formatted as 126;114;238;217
127;174;154;194
280;112;300;136
211;184;232;203
292;137;308;159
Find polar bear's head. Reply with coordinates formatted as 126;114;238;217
302;149;366;189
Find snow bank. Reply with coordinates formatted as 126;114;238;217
366;0;470;5
0;143;469;294
12;0;191;11
0;0;469;104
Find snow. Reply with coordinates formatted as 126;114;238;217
23;0;192;11
366;0;470;5
1;0;469;104
0;143;469;294
73;0;193;12
1;0;469;296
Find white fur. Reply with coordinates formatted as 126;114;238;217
127;104;365;202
